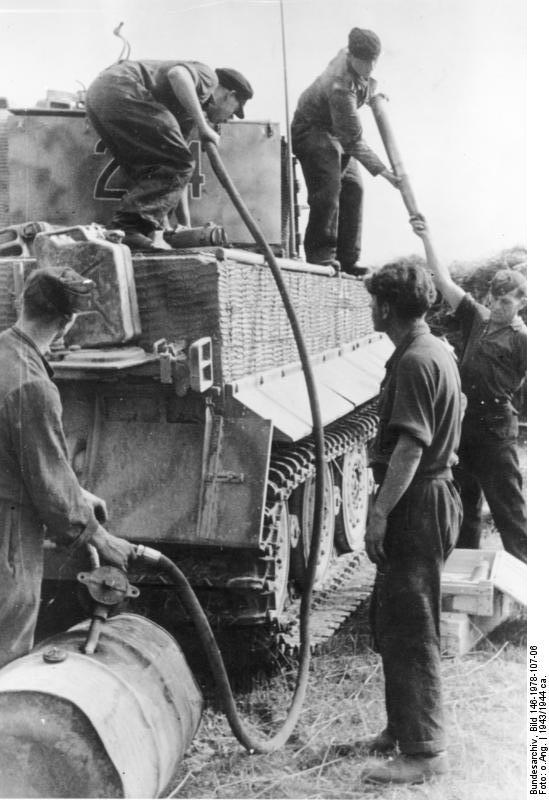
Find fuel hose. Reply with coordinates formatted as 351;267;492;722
135;140;329;756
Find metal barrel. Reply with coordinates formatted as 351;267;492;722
0;613;203;798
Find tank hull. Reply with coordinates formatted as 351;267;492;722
0;105;393;639
0;239;390;637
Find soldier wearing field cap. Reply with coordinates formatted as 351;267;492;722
0;267;135;667
86;59;253;251
292;28;400;273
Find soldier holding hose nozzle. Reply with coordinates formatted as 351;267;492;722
0;268;134;668
291;27;401;274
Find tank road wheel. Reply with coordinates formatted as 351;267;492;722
334;442;374;552
266;501;292;618
291;463;335;589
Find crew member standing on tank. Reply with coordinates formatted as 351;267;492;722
360;262;462;784
86;59;253;251
0;268;135;668
291;28;400;274
410;215;527;563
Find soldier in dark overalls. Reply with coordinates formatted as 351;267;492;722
291;28;400;273
0;268;134;667
411;215;527;563
86;61;253;251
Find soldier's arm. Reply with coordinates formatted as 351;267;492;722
329;86;399;186
410;215;465;311
167;65;220;145
10;380;133;569
365;433;423;564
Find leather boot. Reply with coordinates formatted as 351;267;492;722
361;752;449;784
122;231;172;253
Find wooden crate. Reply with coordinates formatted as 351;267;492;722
441;612;480;656
441;592;514;656
441;549;526;616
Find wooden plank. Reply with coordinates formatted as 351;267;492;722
469;591;513;639
445;591;494;616
441;548;526;616
443;548;497;577
440;590;513;657
442;549;495;615
441;612;482;657
491;550;527;606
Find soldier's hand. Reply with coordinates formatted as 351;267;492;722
409;213;428;237
200;125;221;148
365;506;387;566
89;527;135;572
81;487;108;524
380;169;401;189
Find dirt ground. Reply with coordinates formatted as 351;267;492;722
166;605;525;800
164;438;528;800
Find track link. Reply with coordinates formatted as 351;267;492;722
259;401;379;651
276;551;377;652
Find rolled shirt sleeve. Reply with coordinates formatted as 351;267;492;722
8;379;99;544
386;353;436;448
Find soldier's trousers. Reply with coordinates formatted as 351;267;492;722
293;130;363;268
370;477;462;754
86;73;195;234
455;409;527;562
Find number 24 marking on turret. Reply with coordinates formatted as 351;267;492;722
93;140;205;201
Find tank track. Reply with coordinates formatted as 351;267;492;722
259;402;379;652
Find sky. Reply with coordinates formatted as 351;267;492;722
0;0;527;267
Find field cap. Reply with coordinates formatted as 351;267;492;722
23;267;95;315
215;68;253;118
348;28;381;61
490;268;527;297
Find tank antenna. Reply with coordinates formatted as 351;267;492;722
279;0;297;258
113;21;131;63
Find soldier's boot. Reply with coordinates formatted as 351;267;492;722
361;752;449;784
122;231;172;253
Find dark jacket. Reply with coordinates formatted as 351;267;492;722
291;48;385;175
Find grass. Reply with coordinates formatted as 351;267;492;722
164;601;525;800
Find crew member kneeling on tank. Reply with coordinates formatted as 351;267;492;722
0;268;134;668
86;59;253;252
291;28;400;274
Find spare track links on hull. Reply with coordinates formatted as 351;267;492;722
259;401;380;653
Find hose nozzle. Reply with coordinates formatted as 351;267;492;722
133;544;163;565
